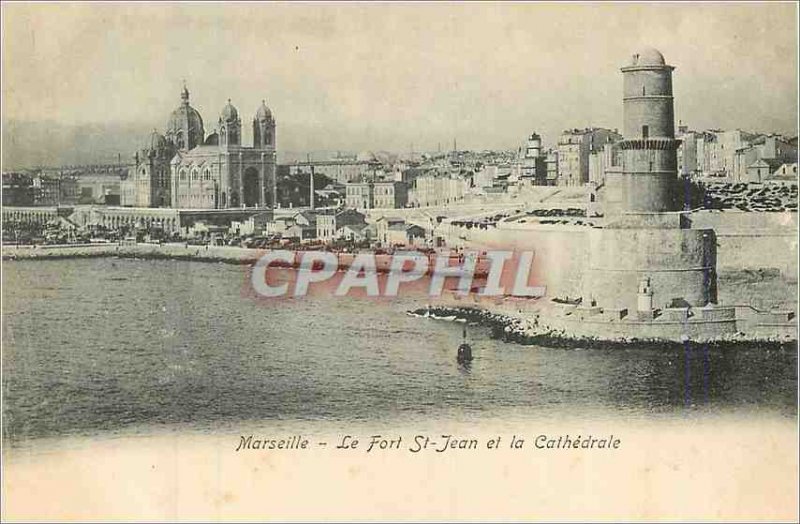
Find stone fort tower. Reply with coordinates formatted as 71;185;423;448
606;47;679;215
585;48;718;314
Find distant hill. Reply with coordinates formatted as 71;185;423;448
1;120;374;170
2;120;154;169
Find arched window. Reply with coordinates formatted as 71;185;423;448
204;169;211;181
179;168;187;181
191;168;199;181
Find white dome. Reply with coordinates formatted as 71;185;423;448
630;47;666;66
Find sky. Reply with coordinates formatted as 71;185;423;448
2;2;798;162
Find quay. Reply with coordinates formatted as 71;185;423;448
1;242;494;277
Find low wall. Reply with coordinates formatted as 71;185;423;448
442;223;590;300
689;210;797;274
546;316;739;342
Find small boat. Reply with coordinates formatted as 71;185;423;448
457;325;473;364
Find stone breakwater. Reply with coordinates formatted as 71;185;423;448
409;306;796;350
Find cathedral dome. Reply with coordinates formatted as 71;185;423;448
166;86;205;150
221;99;239;122
255;100;273;121
147;130;168;151
166;105;204;136
204;131;219;146
630;47;666;66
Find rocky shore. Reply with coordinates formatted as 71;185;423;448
409;305;796;350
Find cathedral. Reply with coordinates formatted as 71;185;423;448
123;85;276;209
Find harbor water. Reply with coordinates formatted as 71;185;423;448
2;258;797;443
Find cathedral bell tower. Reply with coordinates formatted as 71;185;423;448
219;99;241;147
253;100;276;149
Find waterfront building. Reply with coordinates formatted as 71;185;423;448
126;131;173;207
230;211;275;236
316;209;367;242
375;216;426;247
264;210;317;241
337;223;371;242
123;86;277;209
2;173;35;206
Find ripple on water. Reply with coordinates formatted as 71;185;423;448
1;258;797;442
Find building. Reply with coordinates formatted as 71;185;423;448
316;208;367;242
345;181;408;210
409;173;468;207
768;162;798;184
708;129;758;180
265;210;316;241
2;169;124;207
694;131;714;176
375;217;426;247
337;223;371;242
230;210;275;236
545;150;559;186
687;129;793;180
124;85;277;209
385;223;426;247
676;125;699;177
374;216;406;244
517;132;548;186
373;181;409;209
588;142;622;186
2;173;34;206
33;164;129;205
733;134;798;183
745;158;781;183
557;128;622;186
287;159;379;185
31;174;62;206
125;131;173;207
472;165;501;191
345;182;374;210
